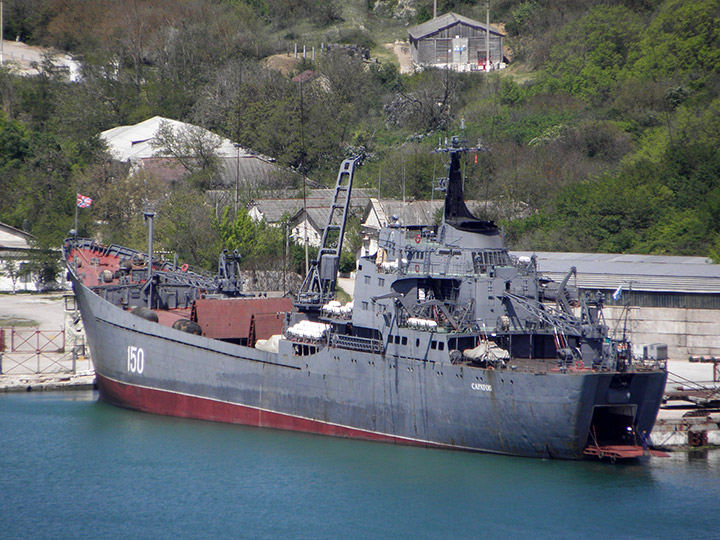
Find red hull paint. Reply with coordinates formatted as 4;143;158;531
96;373;449;450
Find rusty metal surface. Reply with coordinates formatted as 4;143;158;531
665;387;720;407
583;445;645;459
69;248;122;287
193;297;292;339
250;312;286;342
155;308;193;328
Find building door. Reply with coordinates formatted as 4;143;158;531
452;37;468;64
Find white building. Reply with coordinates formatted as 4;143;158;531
0;222;37;292
101;116;280;189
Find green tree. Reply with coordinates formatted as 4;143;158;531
542;5;643;102
150;120;224;190
156;186;221;269
23;244;62;290
215;206;286;269
1;259;21;293
629;0;720;81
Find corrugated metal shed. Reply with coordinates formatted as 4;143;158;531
361;198;521;231
408;12;504;66
249;199;305;223
217;155;280;189
365;199;443;229
513;251;720;294
249;189;372;225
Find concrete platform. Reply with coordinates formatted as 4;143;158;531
0;370;96;392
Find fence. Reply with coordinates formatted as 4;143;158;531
0;327;87;375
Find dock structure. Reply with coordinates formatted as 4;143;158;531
653;409;720;448
0;371;96;392
0;346;96;392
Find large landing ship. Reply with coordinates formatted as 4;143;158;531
64;138;667;459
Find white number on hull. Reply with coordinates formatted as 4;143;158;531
127;346;145;374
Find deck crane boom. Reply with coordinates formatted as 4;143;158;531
295;156;362;313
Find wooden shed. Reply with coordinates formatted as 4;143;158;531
408;12;505;69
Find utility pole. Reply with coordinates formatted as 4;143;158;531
1;1;4;65
486;1;490;70
234;143;241;217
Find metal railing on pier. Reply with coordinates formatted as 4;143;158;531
0;327;89;375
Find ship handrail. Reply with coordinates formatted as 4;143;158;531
66;237;215;279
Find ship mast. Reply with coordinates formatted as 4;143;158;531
436;136;496;233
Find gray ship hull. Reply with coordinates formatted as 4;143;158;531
73;275;668;459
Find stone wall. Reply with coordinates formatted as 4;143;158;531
603;306;720;360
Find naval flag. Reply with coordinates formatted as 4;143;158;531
77;193;92;208
612;285;623;301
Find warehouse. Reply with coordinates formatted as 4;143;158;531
408;12;505;70
515;251;720;360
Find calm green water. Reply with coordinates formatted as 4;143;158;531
1;391;718;540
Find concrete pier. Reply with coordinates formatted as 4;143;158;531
0;370;96;392
652;409;720;448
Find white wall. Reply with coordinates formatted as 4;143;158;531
603;305;720;360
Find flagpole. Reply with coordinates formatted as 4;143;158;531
74;193;79;235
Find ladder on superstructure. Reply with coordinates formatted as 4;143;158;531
295;156;361;313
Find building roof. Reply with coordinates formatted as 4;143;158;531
249;189;372;225
362;198;525;230
101;116;281;187
0;222;34;251
249;199;306;223
513;251;720;294
408;12;505;40
364;198;444;229
100;116;267;162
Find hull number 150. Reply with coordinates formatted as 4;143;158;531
127;346;145;374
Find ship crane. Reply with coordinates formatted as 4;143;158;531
295;156;362;313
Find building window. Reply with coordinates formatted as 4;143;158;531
364;275;371;285
378;278;385;286
401;336;408;345
362;301;369;310
431;341;437;350
438;342;445;351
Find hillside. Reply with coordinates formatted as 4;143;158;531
0;0;717;277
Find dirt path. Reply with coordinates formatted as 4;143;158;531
384;41;413;74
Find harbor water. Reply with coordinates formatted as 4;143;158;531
1;391;719;540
